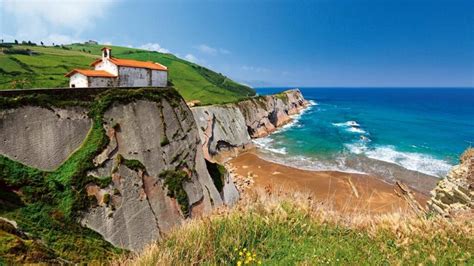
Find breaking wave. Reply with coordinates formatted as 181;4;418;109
345;143;452;177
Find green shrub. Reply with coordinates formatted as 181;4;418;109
159;170;191;216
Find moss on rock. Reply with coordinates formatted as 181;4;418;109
159;170;191;217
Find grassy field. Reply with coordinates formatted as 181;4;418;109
122;190;474;265
0;43;255;105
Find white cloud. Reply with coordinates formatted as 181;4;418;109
241;65;270;73
196;44;230;55
184;54;199;63
3;0;116;45
44;34;83;45
138;43;170;53
219;48;230;54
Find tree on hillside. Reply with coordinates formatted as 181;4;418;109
41;41;44;46
14;40;18;44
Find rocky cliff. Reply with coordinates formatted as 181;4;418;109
0;87;309;261
81;99;225;251
0;88;238;259
428;148;474;216
192;89;309;161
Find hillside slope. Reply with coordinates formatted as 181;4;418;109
0;43;255;105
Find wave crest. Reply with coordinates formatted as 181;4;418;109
345;144;451;177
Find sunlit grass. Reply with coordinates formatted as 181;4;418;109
120;189;473;265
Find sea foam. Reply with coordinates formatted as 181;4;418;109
346;144;452;177
332;120;368;134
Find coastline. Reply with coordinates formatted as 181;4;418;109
228;151;429;214
223;94;437;214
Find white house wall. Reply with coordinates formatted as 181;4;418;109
118;67;150;87
88;77;117;87
95;60;118;76
69;73;88;88
151;70;168;87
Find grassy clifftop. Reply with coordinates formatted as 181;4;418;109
0;43;255;105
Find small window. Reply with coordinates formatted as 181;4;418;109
71;84;76;88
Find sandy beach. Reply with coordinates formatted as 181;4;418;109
228;151;429;214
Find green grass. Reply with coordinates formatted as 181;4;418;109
0;43;255;104
125;193;474;266
160;170;192;217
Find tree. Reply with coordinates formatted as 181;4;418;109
14;40;18;44
41;41;44;46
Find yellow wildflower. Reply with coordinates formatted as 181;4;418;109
237;261;242;266
239;251;243;256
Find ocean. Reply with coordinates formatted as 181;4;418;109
255;88;474;179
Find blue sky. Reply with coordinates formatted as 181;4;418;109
1;0;473;87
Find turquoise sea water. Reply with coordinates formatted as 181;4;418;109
255;88;474;178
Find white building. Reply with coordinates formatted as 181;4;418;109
65;47;168;88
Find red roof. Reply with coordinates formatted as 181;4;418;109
90;57;168;71
64;69;117;78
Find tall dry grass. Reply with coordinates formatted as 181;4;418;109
116;188;473;265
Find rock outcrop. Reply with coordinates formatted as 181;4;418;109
428;148;474;216
0;89;240;253
192;105;252;160
0;106;91;171
0;88;309;254
82;99;225;251
237;89;309;138
192;89;309;161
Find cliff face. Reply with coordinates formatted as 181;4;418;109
81;99;224;251
192;105;252;160
237;89;309;138
428;148;474;216
192;89;309;160
0;88;308;257
0;106;91;171
0;88;238;255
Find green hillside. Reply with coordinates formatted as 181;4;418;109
0;43;255;105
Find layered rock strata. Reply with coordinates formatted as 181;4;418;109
428;148;474;216
0;106;91;171
0;90;239;252
192;89;309;161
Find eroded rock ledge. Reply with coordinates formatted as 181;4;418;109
428;148;474;216
192;89;309;161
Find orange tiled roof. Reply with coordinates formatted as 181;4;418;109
90;57;168;71
64;69;117;78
